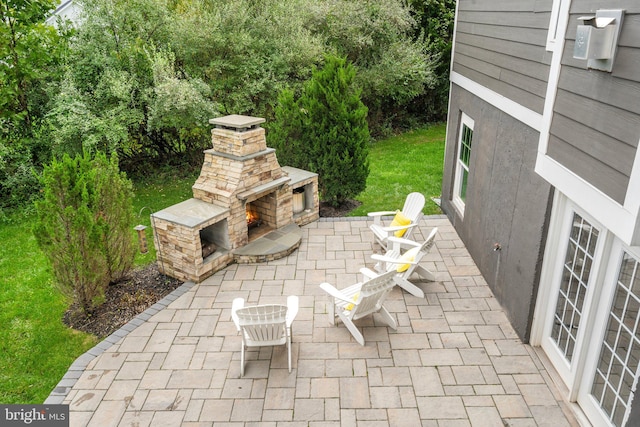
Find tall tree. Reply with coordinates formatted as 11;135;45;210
0;0;67;131
407;0;456;121
271;55;370;207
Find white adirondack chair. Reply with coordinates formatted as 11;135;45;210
368;192;425;250
360;227;438;299
231;296;299;376
319;270;397;346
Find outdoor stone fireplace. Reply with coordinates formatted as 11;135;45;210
151;115;319;283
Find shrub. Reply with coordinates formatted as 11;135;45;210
34;153;135;314
269;55;370;207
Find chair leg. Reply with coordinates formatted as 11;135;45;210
394;276;425;298
327;298;336;325
287;333;292;373
240;343;245;377
378;306;397;330
340;313;365;346
414;265;436;282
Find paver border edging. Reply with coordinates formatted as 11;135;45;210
44;280;197;404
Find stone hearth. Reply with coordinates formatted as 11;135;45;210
151;115;319;283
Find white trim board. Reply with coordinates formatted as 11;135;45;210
535;153;640;246
450;72;543;132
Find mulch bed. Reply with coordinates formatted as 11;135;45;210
63;264;182;338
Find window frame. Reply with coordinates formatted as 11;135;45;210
452;112;474;216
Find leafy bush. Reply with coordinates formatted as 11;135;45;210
306;0;435;134
269;55;370;207
34;153;135;314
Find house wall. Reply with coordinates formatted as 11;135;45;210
442;85;553;341
453;0;553;115
545;2;640;205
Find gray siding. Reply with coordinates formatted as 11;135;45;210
453;0;553;114
442;85;553;341
548;1;640;204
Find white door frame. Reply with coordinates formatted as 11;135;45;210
531;193;613;397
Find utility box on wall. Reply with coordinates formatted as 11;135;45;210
573;9;624;72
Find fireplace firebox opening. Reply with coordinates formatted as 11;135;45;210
246;193;277;241
199;219;229;261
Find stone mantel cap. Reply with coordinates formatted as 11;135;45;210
209;114;265;131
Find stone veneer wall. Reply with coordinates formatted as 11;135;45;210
191;125;293;251
152;115;318;283
151;203;231;283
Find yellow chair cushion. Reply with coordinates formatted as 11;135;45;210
397;246;420;273
345;293;359;310
390;211;411;237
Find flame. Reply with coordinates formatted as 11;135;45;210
246;208;259;224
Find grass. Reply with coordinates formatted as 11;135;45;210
130;168;200;265
350;124;446;216
0;123;445;403
0;218;97;404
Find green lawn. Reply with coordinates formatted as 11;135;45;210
0;123;445;403
0;218;97;404
350;124;446;216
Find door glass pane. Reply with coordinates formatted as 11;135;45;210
552;213;598;362
590;252;640;427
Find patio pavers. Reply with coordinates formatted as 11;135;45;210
48;216;579;426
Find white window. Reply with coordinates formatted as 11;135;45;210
452;113;474;215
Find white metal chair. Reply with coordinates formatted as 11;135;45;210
319;270;397;346
360;227;438;298
231;295;299;376
368;192;425;250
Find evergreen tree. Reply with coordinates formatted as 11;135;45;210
34;154;109;313
34;153;135;314
267;89;306;169
92;153;136;284
270;55;370;207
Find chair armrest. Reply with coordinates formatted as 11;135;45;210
286;295;299;327
381;223;418;233
387;236;421;251
387;236;420;246
371;254;418;265
319;282;353;304
368;210;396;226
367;210;396;217
359;267;378;280
231;298;244;331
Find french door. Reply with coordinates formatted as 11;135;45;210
539;208;607;388
578;243;640;427
536;199;640;426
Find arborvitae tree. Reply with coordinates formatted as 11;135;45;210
92;153;136;284
270;55;370;207
34;154;109;313
267;89;307;169
34;153;135;314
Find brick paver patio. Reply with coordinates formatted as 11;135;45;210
48;216;579;426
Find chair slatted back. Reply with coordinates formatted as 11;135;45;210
350;271;396;320
384;228;438;274
403;193;425;221
237;305;287;343
400;192;425;240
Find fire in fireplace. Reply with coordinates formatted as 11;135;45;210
246;205;262;229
